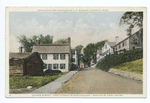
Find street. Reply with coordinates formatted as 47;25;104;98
56;67;143;94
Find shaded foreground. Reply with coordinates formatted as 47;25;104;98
56;68;143;94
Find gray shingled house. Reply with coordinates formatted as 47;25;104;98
113;28;143;53
9;52;43;75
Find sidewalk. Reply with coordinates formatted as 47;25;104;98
30;68;81;94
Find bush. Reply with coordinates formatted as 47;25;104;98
70;63;78;70
96;49;143;71
44;69;62;73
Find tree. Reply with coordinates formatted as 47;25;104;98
119;12;143;36
54;38;68;44
95;40;107;50
18;34;53;52
82;40;107;66
75;45;83;54
83;43;96;66
75;45;83;65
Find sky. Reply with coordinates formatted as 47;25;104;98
9;11;140;52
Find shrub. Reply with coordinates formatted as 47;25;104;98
44;69;62;73
70;63;78;70
96;49;143;71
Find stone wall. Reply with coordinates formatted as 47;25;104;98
108;69;143;81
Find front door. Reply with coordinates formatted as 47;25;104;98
48;64;52;70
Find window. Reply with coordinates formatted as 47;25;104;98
122;42;124;47
105;45;107;49
71;51;75;55
42;54;47;60
119;44;121;49
71;58;75;62
48;64;52;70
124;40;127;45
60;54;65;60
53;54;58;60
134;39;138;45
53;64;58;69
60;64;65;69
44;64;47;69
113;48;115;52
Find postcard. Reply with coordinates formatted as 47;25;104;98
5;6;147;98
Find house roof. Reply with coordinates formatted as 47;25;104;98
32;44;70;53
71;49;77;51
9;52;33;59
113;28;143;47
107;42;116;47
97;50;102;54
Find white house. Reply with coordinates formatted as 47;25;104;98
96;50;102;62
71;49;78;66
32;37;71;72
96;41;116;62
102;41;116;57
113;28;143;53
97;28;143;62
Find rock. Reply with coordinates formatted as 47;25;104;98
27;86;32;89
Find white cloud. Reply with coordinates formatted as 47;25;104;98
9;17;129;52
9;35;20;52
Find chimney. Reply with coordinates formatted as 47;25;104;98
19;47;23;53
36;38;40;45
68;37;71;44
116;36;119;44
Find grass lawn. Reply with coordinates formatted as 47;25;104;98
9;72;68;89
113;58;143;74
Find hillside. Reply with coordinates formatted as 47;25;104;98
113;59;143;74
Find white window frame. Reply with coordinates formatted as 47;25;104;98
60;54;65;60
60;64;65;69
53;54;59;60
48;64;52;70
42;54;47;60
53;64;58;69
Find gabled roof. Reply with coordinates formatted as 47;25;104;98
97;50;102;54
9;52;33;59
107;42;116;47
9;52;44;63
32;44;70;53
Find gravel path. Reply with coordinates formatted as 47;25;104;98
56;67;143;94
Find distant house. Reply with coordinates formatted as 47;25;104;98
113;28;143;53
80;61;84;68
96;41;116;61
32;37;71;72
96;50;102;62
71;49;78;66
90;59;95;66
9;52;43;75
102;41;116;56
96;28;143;62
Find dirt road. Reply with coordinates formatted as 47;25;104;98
56;67;143;94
